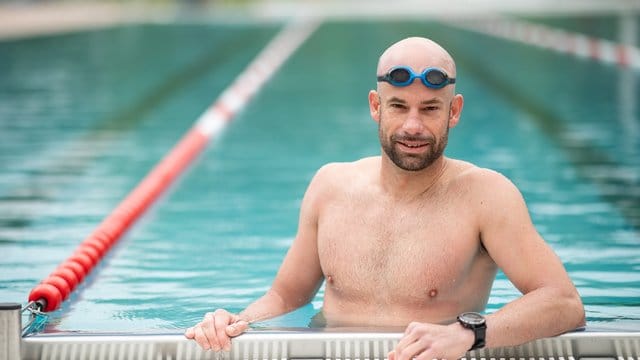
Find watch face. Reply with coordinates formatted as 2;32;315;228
460;312;485;325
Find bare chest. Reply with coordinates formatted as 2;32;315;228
317;193;480;302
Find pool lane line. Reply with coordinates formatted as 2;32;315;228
0;30;268;234
442;16;640;71
26;17;322;314
194;18;321;136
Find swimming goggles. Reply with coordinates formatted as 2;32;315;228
376;66;455;89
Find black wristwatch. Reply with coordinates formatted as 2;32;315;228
457;312;486;351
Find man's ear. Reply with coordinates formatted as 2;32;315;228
448;94;464;128
369;90;381;123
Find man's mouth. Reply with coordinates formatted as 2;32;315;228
396;140;430;151
397;141;428;148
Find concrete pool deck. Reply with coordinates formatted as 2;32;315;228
1;0;639;41
0;3;148;40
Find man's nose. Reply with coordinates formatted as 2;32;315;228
401;110;423;134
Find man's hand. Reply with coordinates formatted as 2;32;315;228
184;309;249;351
388;321;474;360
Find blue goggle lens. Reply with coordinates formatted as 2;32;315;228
377;66;455;89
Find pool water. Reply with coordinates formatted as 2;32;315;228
1;17;639;333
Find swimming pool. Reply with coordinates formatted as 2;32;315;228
1;7;639;348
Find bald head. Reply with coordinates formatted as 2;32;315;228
376;37;456;91
368;37;465;162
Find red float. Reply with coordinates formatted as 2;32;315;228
42;275;71;301
28;283;62;312
50;267;79;291
62;260;86;282
83;237;108;255
67;252;93;272
75;246;99;266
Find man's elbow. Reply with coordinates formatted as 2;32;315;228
563;289;586;330
572;296;586;328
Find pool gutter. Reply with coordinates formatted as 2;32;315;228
15;328;640;360
2;304;639;359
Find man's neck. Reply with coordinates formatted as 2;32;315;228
379;155;449;201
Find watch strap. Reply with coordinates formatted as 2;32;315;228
457;312;487;351
469;323;486;350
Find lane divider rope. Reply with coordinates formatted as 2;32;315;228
442;16;640;71
27;17;322;313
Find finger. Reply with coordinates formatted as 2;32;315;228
184;327;195;339
193;325;211;350
396;337;429;360
203;313;221;351
395;335;415;353
414;351;437;360
395;328;420;356
213;311;232;351
404;321;420;335
387;350;396;360
226;320;249;337
230;313;241;323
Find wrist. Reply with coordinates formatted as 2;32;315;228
452;322;476;351
457;312;487;351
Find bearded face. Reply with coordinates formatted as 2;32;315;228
378;106;450;172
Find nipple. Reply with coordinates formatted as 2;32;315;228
327;275;334;284
428;288;438;298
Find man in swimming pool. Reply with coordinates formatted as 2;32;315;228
185;36;585;359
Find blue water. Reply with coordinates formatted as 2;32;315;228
1;18;639;333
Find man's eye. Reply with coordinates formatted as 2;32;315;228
423;106;439;111
390;103;406;109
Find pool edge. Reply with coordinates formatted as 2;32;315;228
20;329;640;359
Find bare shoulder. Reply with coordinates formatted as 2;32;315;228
451;159;519;190
448;159;525;211
307;157;379;198
313;157;378;186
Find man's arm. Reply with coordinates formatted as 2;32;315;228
390;169;584;360
237;163;329;322
185;166;329;350
477;169;585;347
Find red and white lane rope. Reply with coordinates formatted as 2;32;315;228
27;17;322;313
443;17;640;71
195;18;320;137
